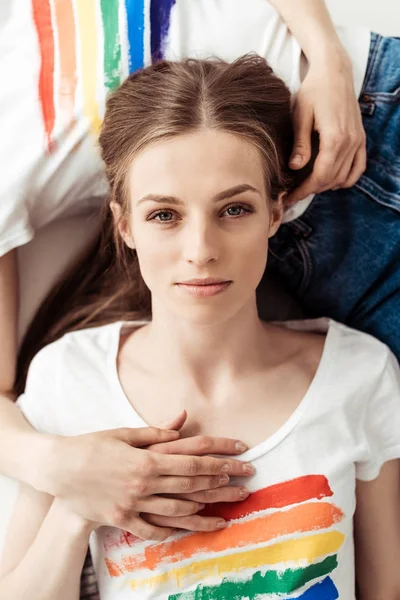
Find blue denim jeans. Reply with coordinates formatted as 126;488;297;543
269;33;400;359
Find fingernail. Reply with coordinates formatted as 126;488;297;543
239;487;250;499
216;520;227;529
243;463;255;475
235;442;248;452
221;463;230;473
290;154;303;167
219;474;230;484
198;503;206;510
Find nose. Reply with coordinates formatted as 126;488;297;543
183;217;220;266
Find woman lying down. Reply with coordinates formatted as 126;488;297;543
1;55;400;600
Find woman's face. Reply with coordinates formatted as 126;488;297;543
120;129;283;325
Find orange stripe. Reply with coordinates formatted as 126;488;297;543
32;0;55;150
122;502;343;573
54;0;77;128
105;558;124;576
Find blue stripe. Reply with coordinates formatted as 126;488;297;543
292;577;339;600
125;0;145;72
150;0;176;62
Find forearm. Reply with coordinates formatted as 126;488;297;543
269;0;351;66
0;393;55;487
0;250;18;392
0;249;45;484
0;249;58;491
0;499;92;600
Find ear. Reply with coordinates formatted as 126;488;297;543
268;191;286;239
109;201;135;249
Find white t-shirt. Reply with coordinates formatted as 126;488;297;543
17;318;400;599
1;0;370;256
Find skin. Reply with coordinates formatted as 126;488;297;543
0;0;366;536
1;129;398;599
270;0;367;202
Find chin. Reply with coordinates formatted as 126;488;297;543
172;298;251;328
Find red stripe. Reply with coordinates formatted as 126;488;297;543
32;0;55;151
200;474;333;520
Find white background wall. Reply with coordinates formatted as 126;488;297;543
326;0;400;35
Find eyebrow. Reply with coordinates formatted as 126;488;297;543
136;184;261;206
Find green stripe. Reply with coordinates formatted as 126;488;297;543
168;554;338;600
101;0;121;90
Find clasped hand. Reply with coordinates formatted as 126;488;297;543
47;411;253;540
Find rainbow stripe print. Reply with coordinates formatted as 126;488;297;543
31;0;176;148
103;474;344;598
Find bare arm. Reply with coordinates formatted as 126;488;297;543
0;250;52;486
0;485;93;600
0;250;18;392
354;460;400;598
269;0;366;200
269;0;348;64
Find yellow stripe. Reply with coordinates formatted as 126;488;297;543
128;530;344;591
75;0;102;135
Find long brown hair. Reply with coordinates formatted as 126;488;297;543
15;54;310;394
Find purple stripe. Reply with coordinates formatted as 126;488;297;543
150;0;176;61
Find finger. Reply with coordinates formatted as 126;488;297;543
155;454;255;477
125;515;174;541
148;435;248;456
168;485;250;504
136;496;204;517
289;104;314;169
143;513;227;532
341;143;367;189
286;148;343;204
120;426;180;448
157;410;187;431
154;473;232;495
323;151;354;192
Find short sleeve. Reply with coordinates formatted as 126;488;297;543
0;2;107;257
356;350;400;481
16;342;63;435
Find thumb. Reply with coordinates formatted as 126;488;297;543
289;105;314;169
115;426;179;447
157;409;187;432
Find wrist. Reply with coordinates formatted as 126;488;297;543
51;498;96;539
28;433;65;496
17;430;57;492
307;41;352;74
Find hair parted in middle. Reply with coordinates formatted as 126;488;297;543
16;53;310;394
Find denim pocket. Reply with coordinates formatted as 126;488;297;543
357;93;400;213
357;36;400;212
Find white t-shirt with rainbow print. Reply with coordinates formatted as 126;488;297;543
17;318;400;599
1;0;370;256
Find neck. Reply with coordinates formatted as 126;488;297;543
132;297;272;397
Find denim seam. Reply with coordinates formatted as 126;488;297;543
355;178;400;213
363;88;400;102
360;33;381;96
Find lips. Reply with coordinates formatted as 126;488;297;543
178;278;230;286
176;279;232;297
